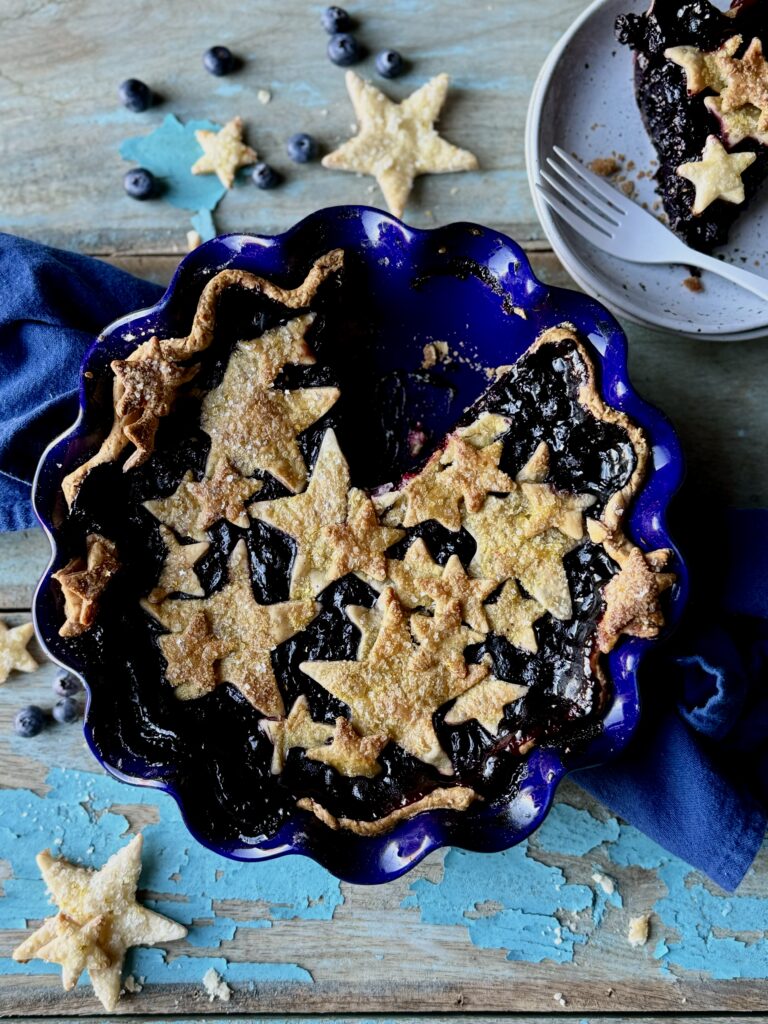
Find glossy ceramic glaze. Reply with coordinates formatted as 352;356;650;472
32;206;688;883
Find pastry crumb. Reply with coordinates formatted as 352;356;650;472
620;179;635;197
186;230;202;252
123;974;144;993
421;340;450;369
553;991;568;1006
683;275;704;293
591;870;616;895
202;967;232;1002
257;88;272;105
589;156;620;176
628;913;651;947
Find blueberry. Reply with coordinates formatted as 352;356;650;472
327;32;363;66
375;49;405;78
53;671;81;698
321;6;352;34
252;162;281;189
203;45;236;76
14;705;46;738
118;78;153;112
123;167;156;200
53;697;81;725
287;132;317;163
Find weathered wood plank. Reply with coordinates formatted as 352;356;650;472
0;0;588;253
2;615;768;1016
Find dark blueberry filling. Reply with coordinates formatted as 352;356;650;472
55;277;637;841
617;0;768;252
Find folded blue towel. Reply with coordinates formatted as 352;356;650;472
0;232;764;890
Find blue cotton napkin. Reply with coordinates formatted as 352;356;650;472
0;231;765;891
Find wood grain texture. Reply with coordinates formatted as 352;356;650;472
0;0;587;252
1;0;767;1011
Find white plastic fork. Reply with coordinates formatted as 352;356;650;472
536;146;768;303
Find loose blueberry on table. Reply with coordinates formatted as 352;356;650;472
118;78;153;112
375;50;405;79
321;6;352;34
49;250;673;841
123;167;157;200
252;162;281;189
328;32;363;67
53;670;81;697
202;45;237;76
287;132;318;163
14;705;46;738
53;697;81;724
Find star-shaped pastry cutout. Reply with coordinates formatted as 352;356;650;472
323;487;404;582
484;579;544;653
705;94;768;146
191;116;258;189
111;337;197;471
677;134;756;215
24;913;110;992
383;537;444;609
158;610;231;700
465;468;594;619
322;71;478;218
457;412;510;448
664;37;736;96
301;586;485;772
145;540;318;716
239;313;319;387
422;555;499;633
186;460;263;531
444;677;529;735
345;596;386;658
718;37;768;131
439;436;514;513
597;546;675;653
53;534;120;638
409;601;485;673
144;471;204;540
387;449;464;530
0;619;37;684
251;430;350;598
148;525;209;603
307;717;387;778
201;338;339;493
260;695;335;773
12;834;187;1013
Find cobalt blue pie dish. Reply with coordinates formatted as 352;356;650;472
32;206;688;884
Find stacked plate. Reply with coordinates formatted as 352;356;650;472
525;0;768;342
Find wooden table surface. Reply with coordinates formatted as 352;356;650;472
1;0;768;1019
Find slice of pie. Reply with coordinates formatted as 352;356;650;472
617;0;768;251
51;251;674;841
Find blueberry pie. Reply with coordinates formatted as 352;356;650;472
52;251;674;840
617;0;768;251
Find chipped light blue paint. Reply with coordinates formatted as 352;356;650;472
214;82;244;97
590;867;622;926
655;860;768;980
191;207;217;242
531;803;619;856
404;839;592;964
0;767;341;983
605;825;768;980
119;113;226;212
269;79;330;108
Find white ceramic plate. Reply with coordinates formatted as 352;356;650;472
525;0;768;341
